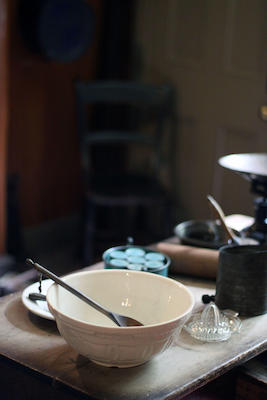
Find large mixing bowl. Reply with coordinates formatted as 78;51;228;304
47;269;194;368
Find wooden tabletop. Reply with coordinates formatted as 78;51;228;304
0;269;266;400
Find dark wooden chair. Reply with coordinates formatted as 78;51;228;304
75;80;176;265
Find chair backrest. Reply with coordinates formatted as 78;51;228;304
75;80;174;181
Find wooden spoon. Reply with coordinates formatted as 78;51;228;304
207;195;258;245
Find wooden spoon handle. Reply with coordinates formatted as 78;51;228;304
207;195;237;243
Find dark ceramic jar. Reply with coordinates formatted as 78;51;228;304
215;245;267;317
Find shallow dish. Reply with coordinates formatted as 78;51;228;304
22;279;54;320
174;219;226;249
47;269;194;368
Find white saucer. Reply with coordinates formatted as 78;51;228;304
22;279;55;320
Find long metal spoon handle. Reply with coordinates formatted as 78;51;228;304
26;258;119;325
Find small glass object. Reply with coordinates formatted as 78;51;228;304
222;309;242;334
145;260;164;269
184;302;241;342
125;248;145;257
109;259;128;268
127;256;145;264
145;252;165;261
127;264;143;271
110;250;127;259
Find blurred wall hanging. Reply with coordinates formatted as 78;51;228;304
18;0;96;62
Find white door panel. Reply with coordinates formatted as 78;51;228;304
133;0;267;221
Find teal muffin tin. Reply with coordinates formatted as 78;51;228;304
102;238;171;276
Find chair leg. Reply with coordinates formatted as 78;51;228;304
163;199;173;238
81;200;96;266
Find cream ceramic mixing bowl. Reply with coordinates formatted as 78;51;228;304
46;269;194;368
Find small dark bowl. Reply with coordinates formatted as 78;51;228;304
174;220;226;249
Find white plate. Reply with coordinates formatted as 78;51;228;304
22;279;55;320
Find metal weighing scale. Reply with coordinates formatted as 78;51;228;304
219;153;267;242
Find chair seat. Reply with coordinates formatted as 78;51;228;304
86;173;168;206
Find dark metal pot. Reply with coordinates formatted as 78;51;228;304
215;245;267;317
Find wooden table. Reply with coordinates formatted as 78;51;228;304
0;262;266;400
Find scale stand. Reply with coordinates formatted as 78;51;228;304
218;153;267;243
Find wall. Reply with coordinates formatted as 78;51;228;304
133;0;267;222
7;0;103;227
0;0;9;253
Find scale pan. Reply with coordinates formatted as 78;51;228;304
218;153;267;182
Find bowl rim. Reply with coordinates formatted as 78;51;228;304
46;269;195;331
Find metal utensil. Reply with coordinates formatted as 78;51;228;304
26;259;143;327
28;292;47;301
207;195;258;245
